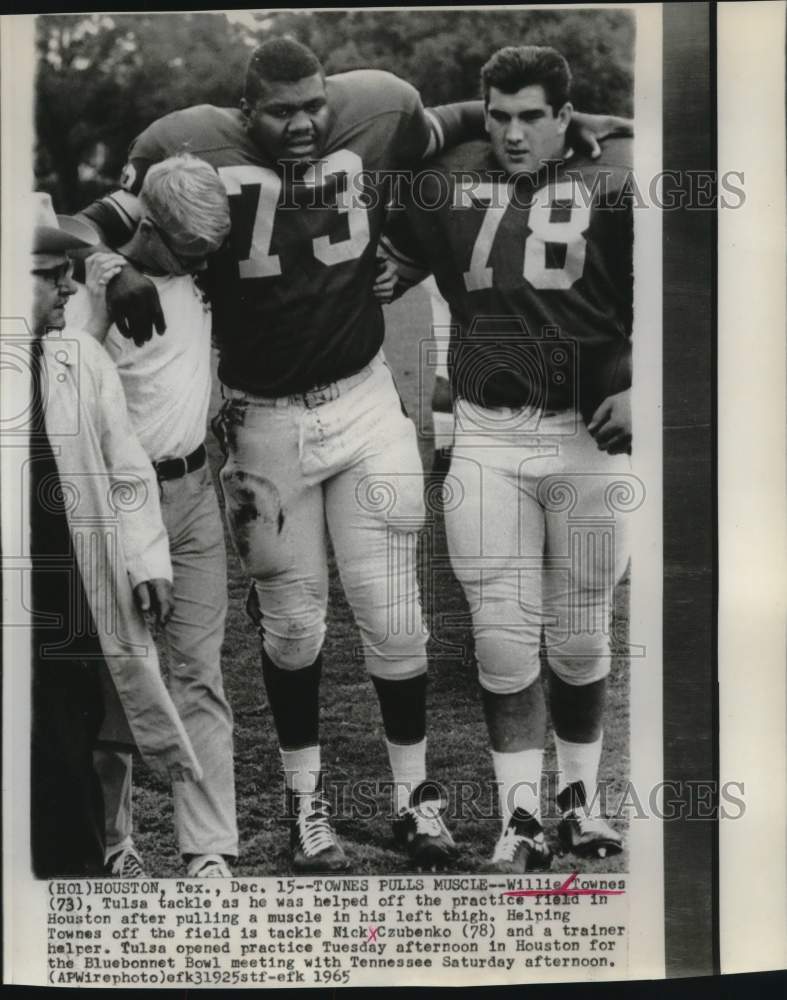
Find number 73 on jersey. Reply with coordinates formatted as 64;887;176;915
218;150;371;278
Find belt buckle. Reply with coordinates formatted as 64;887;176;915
303;383;338;408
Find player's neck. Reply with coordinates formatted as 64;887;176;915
532;143;570;175
524;147;573;188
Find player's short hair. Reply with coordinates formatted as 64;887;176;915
481;46;572;113
140;153;230;254
244;37;324;104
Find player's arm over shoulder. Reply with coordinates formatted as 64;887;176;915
593;135;634;171
353;71;486;161
331;69;445;164
81;104;224;242
331;68;422;116
124;105;229;188
573;136;635;211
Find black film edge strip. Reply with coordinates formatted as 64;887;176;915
662;0;719;978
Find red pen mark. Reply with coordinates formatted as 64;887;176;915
504;872;625;899
367;926;380;943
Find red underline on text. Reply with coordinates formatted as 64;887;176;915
503;872;626;898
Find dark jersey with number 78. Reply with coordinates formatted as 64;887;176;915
115;70;477;397
382;137;633;417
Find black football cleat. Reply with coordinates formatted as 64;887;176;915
393;781;458;872
479;809;553;874
105;844;147;878
556;781;623;860
287;789;349;873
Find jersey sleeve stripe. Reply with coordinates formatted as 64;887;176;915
379;234;421;268
103;192;139;230
424;109;445;156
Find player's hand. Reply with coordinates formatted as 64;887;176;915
133;578;174;631
587;388;631;454
373;256;398;304
87;251;127;290
82;252;126;339
106;263;167;347
570;112;634;159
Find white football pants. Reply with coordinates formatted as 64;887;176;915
445;401;634;694
215;351;428;680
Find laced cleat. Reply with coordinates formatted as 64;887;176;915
556;781;623;860
287;789;349;873
105;844;147;878
479;809;553;874
187;854;233;878
392;781;458;872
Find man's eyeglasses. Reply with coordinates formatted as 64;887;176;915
31;261;74;286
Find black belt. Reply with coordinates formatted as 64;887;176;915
154;443;206;482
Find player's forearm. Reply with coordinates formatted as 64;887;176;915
568;111;634;156
425;100;485;155
425;103;634;160
79;189;141;250
379;235;431;300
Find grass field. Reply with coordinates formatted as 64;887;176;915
133;284;629;877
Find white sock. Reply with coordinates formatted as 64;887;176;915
491;748;543;828
432;410;455;451
554;734;603;814
280;746;320;798
385;738;426;813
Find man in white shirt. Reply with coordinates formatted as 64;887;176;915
71;154;237;878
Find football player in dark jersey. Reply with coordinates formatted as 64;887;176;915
382;45;633;873
79;37;631;874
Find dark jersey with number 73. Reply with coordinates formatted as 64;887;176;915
382;137;633;416
117;70;477;397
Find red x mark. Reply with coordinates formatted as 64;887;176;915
367;926;380;943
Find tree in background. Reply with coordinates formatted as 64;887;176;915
269;8;634;111
36;13;252;209
36;9;634;211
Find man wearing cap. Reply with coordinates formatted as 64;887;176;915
69;153;238;879
29;193;200;877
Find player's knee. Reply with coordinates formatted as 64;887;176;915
246;578;328;671
546;632;612;686
476;635;541;695
259;604;326;671
363;628;428;681
368;658;427;682
263;626;325;672
478;664;541;696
